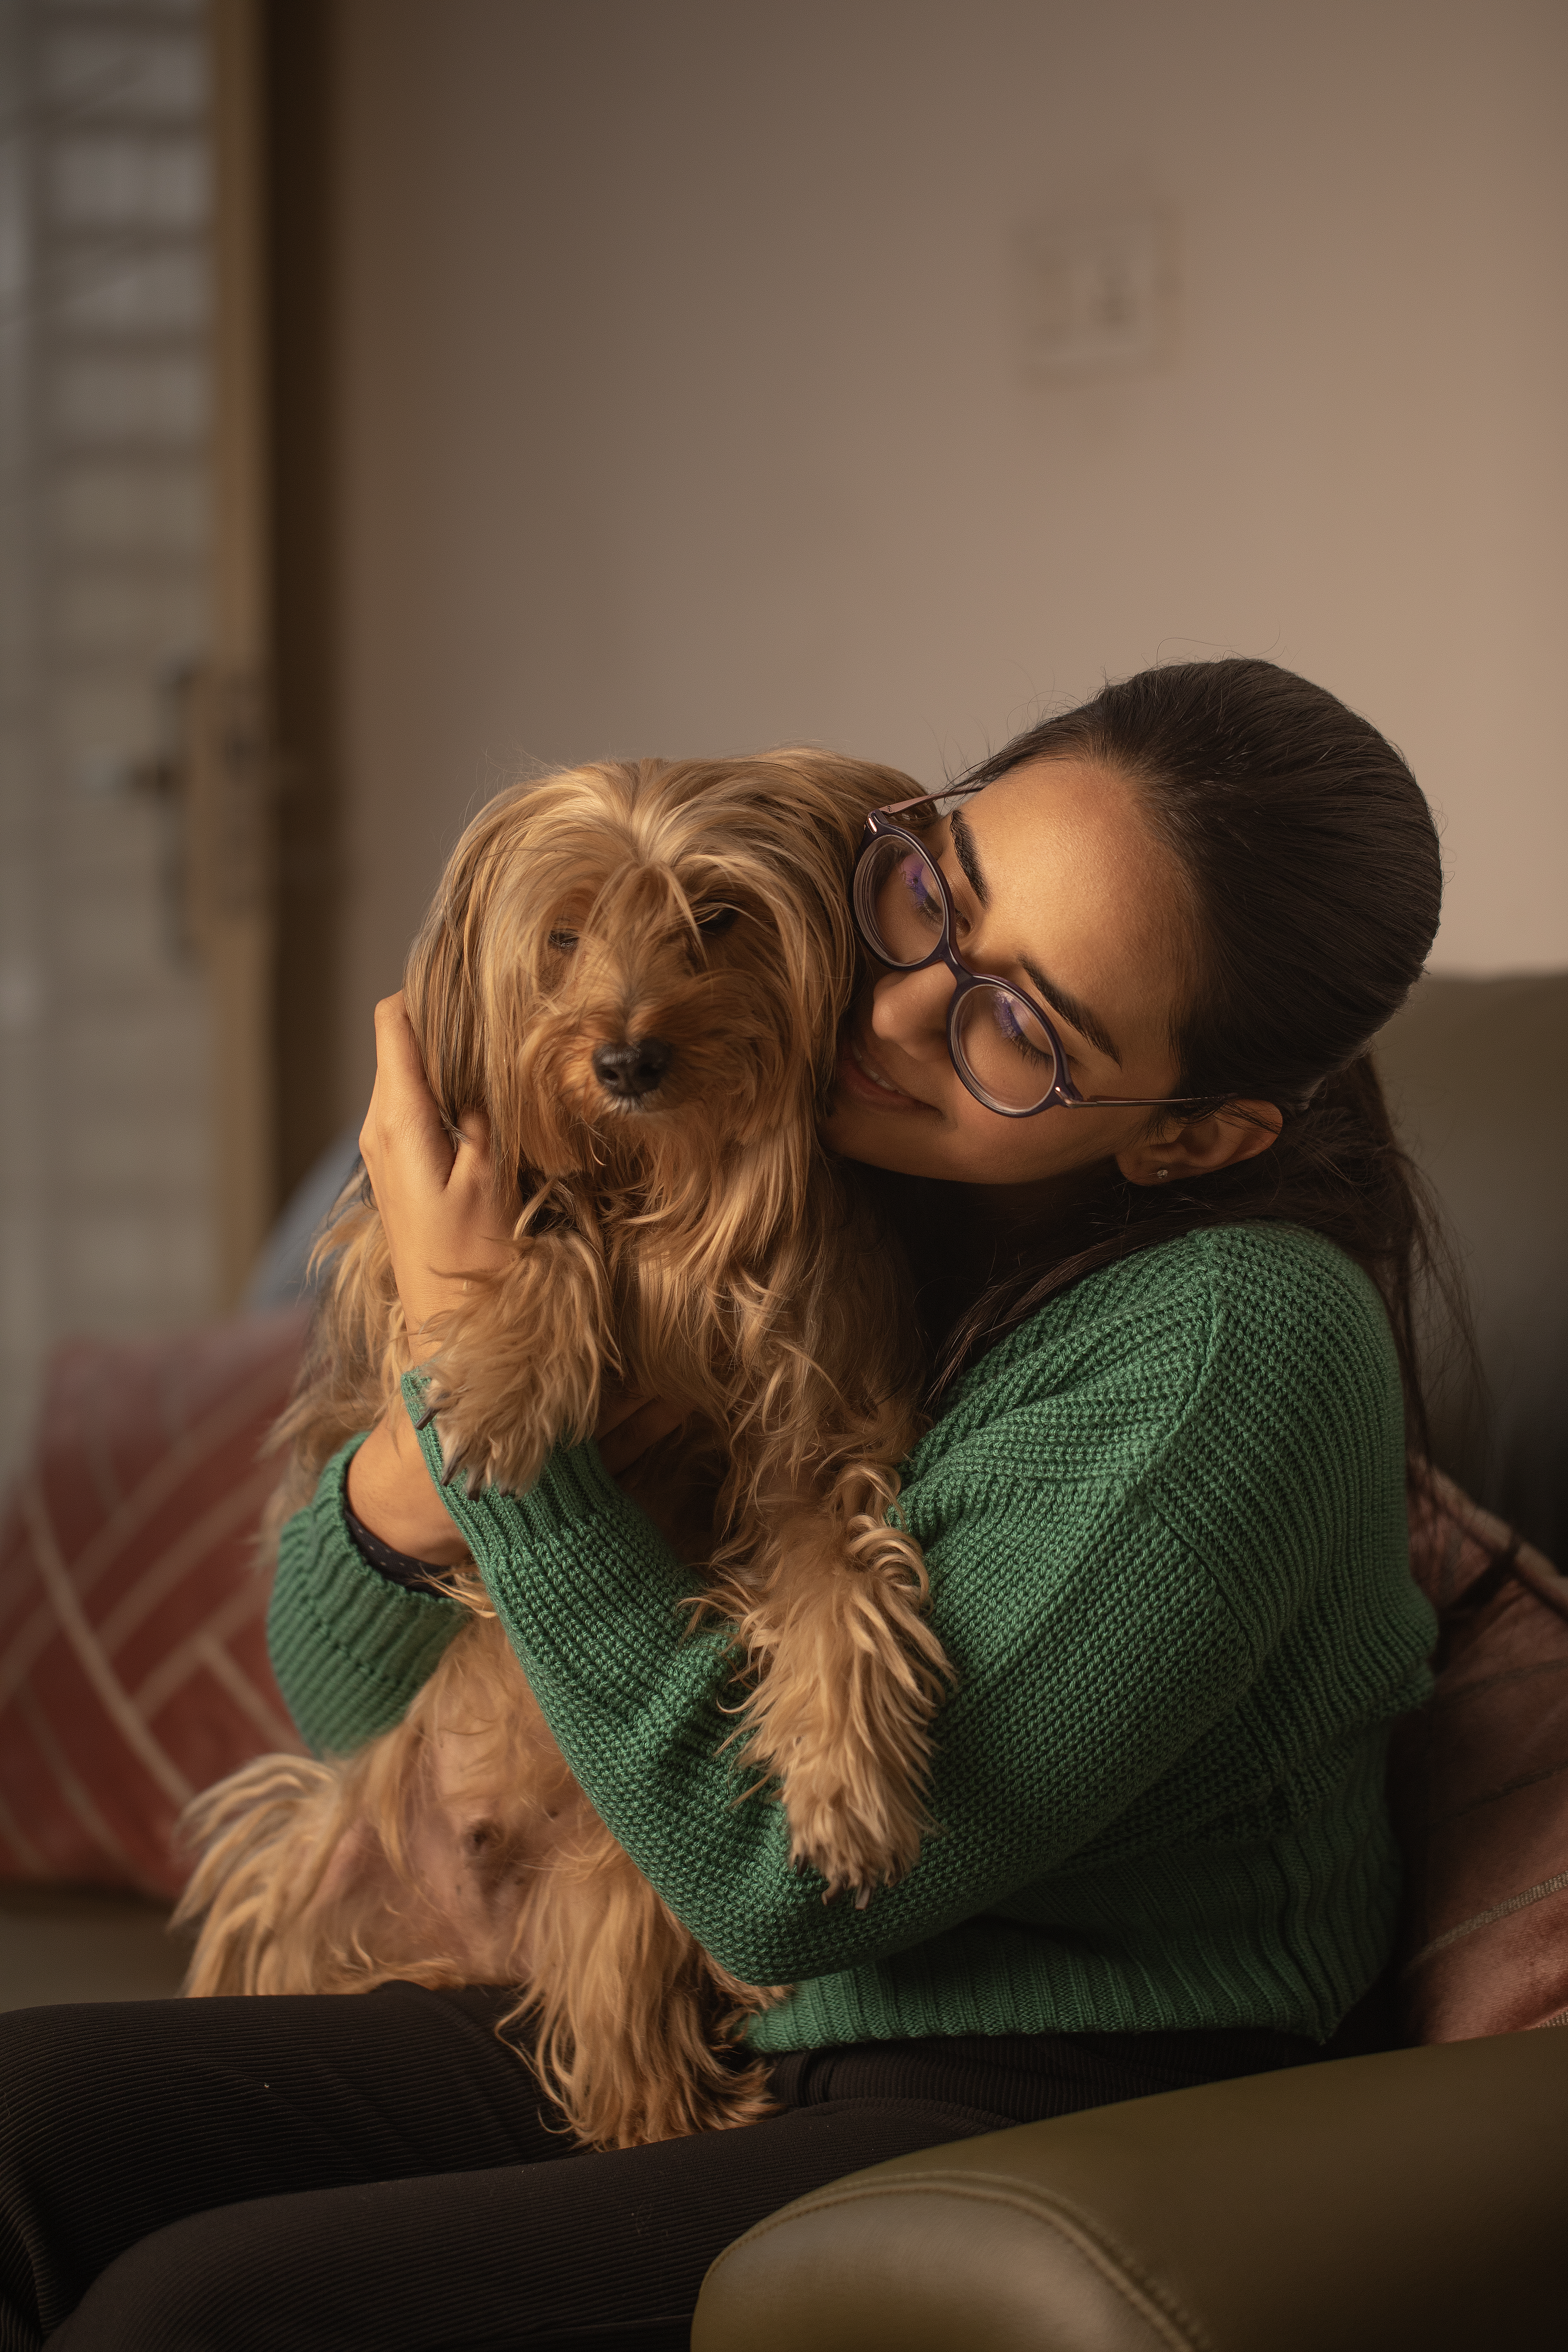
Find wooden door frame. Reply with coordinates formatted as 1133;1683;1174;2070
263;0;344;1216
205;0;274;1302
203;0;346;1293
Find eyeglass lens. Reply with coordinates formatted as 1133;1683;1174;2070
854;834;1061;1112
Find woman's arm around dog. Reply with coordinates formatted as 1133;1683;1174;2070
269;990;1433;2033
271;1222;1434;2027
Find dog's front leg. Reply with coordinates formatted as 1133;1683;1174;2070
734;1471;952;1903
421;1200;614;1498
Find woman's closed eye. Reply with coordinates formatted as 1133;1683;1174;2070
898;855;945;932
990;991;1054;1067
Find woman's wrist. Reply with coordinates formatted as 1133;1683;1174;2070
344;1411;471;1567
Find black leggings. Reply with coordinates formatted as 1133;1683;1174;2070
0;1984;1316;2351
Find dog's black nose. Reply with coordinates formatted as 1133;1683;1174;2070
591;1037;674;1099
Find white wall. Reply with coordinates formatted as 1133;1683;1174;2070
330;0;1568;1115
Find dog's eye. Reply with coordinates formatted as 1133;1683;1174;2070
547;929;579;952
695;905;739;937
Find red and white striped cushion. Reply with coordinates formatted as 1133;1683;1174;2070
0;1310;309;1898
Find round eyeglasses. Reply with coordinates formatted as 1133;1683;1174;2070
851;790;1213;1120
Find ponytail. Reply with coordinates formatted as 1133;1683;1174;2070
938;660;1458;1474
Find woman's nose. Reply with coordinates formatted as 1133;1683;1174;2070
869;964;953;1057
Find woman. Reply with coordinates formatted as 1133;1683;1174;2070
0;658;1442;2350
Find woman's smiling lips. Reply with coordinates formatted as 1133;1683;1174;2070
836;1031;932;1114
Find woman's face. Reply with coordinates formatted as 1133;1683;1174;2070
821;757;1195;1190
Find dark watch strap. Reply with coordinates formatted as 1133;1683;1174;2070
342;1493;453;1594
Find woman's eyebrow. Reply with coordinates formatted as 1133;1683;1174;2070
948;807;990;905
1019;959;1122;1066
951;804;1122;1065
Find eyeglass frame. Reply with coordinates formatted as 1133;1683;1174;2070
851;787;1218;1121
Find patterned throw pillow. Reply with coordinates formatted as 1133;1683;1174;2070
1396;1468;1568;2039
0;1310;309;1899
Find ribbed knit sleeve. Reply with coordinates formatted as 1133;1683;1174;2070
403;1223;1434;2030
267;1435;465;1759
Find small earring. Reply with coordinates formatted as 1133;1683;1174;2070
1155;1167;1170;1181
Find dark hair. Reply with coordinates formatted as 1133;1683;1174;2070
931;657;1455;1470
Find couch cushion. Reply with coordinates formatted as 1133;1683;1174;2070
1395;1468;1568;2039
1375;971;1568;1563
692;2034;1568;2352
0;1311;309;1898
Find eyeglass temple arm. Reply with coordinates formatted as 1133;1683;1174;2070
870;785;987;820
1075;1092;1227;1110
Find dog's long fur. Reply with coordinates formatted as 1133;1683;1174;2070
177;751;952;2150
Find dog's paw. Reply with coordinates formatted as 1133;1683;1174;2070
781;1762;930;1904
750;1659;939;1901
736;1541;952;1903
429;1394;557;1499
424;1232;610;1495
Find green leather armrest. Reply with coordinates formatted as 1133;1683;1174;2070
692;2033;1564;2351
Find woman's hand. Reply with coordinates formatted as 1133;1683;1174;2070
345;1398;472;1566
358;993;517;1346
344;994;685;1560
344;993;519;1562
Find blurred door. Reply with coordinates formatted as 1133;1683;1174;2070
0;0;273;1485
195;0;273;1300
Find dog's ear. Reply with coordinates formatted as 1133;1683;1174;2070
404;862;487;1136
402;782;589;1196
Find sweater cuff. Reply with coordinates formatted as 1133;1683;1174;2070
396;1373;711;1725
268;1435;466;1758
401;1368;622;1549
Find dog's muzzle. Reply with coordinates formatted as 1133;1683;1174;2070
591;1037;674;1103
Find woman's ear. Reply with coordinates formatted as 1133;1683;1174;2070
1116;1098;1283;1189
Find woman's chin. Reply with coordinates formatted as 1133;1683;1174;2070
821;1094;948;1178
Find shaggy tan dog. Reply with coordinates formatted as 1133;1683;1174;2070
177;750;953;2149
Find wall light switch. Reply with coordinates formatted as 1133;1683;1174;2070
1018;210;1178;381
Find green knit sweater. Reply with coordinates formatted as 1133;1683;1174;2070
268;1222;1435;2049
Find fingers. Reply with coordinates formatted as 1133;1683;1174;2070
358;994;524;1342
373;994;447;1150
447;1104;495;1191
362;994;454;1196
